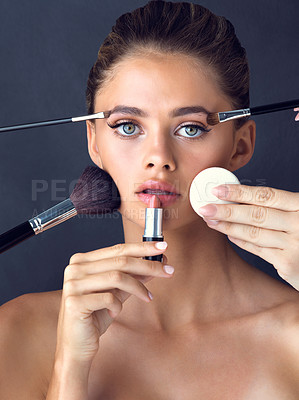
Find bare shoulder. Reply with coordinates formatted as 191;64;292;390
267;293;299;388
241;264;299;384
260;273;299;344
0;289;62;342
275;294;299;346
0;290;62;399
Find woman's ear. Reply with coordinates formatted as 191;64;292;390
86;120;104;169
228;119;256;172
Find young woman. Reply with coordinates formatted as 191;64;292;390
1;1;299;399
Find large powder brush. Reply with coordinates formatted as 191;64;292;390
0;166;121;254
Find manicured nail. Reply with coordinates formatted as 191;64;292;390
155;241;168;250
148;291;154;300
163;265;174;274
211;185;229;198
198;205;217;217
204;219;220;225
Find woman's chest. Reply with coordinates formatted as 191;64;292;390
86;325;294;400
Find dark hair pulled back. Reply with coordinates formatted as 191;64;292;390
86;0;250;130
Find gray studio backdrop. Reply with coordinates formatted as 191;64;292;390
0;0;298;306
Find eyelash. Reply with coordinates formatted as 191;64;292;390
106;119;212;141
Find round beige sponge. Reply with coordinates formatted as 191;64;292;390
189;167;240;218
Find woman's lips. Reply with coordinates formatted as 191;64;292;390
136;192;180;207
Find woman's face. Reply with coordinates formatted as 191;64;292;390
87;53;253;230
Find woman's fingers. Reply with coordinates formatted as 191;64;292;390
69;241;168;264
64;292;123;319
202;183;299;290
57;240;174;362
64;254;172;280
64;271;155;303
64;253;174;303
200;203;298;233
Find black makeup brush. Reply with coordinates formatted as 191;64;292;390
0;111;111;133
0;166;121;254
206;99;299;126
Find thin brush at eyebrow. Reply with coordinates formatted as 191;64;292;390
107;105;211;118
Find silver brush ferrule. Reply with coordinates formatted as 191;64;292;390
219;108;251;123
29;198;77;234
143;207;163;238
71;111;107;122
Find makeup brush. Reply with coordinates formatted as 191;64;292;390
0;166;121;254
206;99;299;126
0;111;111;133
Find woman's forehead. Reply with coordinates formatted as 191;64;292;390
99;53;216;90
94;54;227;113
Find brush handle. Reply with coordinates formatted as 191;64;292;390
0;200;77;255
0;112;108;133
0;117;73;132
0;221;34;254
251;99;299;116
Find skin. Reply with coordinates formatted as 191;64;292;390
0;52;298;399
86;53;295;333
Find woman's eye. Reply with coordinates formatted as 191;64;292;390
107;120;211;139
177;124;210;138
107;121;140;136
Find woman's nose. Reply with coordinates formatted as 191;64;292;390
141;129;176;171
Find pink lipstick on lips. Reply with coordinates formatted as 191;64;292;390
136;179;180;207
143;195;164;262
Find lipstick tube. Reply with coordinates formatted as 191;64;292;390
143;195;164;261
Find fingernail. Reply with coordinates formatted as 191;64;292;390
148;291;154;300
295;114;299;121
163;265;174;274
155;241;168;250
212;185;229;198
204;219;220;225
198;205;217;217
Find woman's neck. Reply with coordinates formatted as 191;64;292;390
120;215;253;334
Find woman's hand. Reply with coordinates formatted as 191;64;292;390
294;107;299;121
55;241;172;364
198;184;299;290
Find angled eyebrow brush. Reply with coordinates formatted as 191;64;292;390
0;111;111;133
0;166;121;254
207;99;299;126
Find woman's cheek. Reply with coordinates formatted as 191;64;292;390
99;143;138;207
205;132;235;166
187;143;229;172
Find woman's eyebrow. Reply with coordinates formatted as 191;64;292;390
170;106;211;117
107;105;211;117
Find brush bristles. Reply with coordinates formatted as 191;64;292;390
206;113;220;126
70;166;121;214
